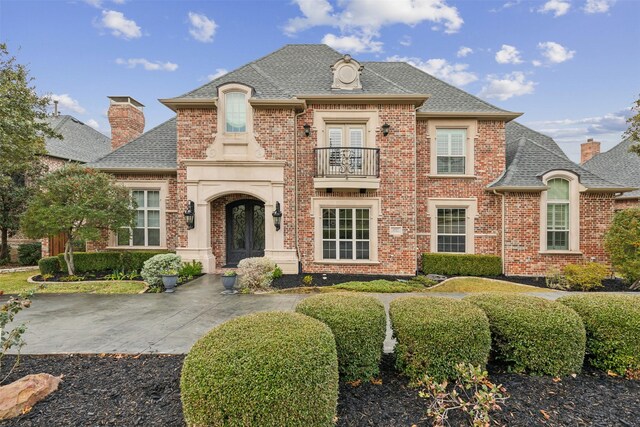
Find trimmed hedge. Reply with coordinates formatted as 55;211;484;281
558;295;640;376
38;256;61;275
180;312;339;427
57;251;169;273
422;253;502;276
465;294;585;376
296;294;386;381
389;296;491;382
18;242;42;266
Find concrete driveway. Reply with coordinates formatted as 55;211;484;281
13;275;566;355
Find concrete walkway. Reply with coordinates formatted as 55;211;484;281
10;275;587;355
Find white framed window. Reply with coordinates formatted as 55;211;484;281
327;124;365;169
540;172;582;253
118;190;161;247
436;128;466;175
437;208;467;253
225;92;247;133
322;208;370;260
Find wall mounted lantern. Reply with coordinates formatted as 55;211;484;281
272;201;282;231
184;200;195;230
303;123;311;137
381;123;391;137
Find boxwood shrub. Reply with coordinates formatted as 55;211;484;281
57;250;170;274
38;256;61;275
180;312;339;427
296;294;386;381
465;293;585;376
121;251;170;272
422;253;502;276
17;242;42;266
389;296;491;382
558;295;640;376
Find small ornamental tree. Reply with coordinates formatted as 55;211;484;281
604;208;640;289
21;164;135;275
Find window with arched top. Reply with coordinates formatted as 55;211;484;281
546;178;570;250
225;92;246;133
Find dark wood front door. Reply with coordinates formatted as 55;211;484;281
226;200;265;266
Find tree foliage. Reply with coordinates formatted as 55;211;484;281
0;43;57;262
604;208;640;289
21;164;135;275
626;94;640;155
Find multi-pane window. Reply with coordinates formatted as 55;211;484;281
437;208;466;253
328;125;364;168
547;178;569;250
322;208;370;260
225;92;246;133
436;129;466;174
118;190;160;247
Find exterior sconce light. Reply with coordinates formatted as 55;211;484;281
381;123;390;137
184;200;195;230
272;201;282;231
303;123;311;137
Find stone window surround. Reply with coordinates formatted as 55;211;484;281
216;83;254;145
312;110;380;149
311;197;380;264
427;198;478;254
108;180;169;249
427;119;478;178
539;171;583;254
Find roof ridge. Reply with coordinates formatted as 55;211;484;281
504;137;527;184
363;66;412;94
52;115;70;133
249;63;291;96
585;137;635;165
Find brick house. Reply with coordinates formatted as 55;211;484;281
86;44;634;276
581;137;640;211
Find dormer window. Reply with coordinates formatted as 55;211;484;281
225;92;246;133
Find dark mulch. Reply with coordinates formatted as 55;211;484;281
31;271;143;282
490;275;637;292
272;273;412;289
2;354;640;426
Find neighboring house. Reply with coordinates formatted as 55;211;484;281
581;137;640;210
86;44;633;276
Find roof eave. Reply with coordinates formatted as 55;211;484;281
417;111;523;121
296;94;430;105
248;98;307;111
488;185;547;192
89;166;177;173
583;187;639;194
159;98;217;112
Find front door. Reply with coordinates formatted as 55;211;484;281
226;199;265;266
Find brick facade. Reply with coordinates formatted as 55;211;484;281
108;101;145;150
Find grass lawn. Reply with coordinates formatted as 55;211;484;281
0;271;147;295
428;277;554;293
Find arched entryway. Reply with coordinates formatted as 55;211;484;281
225;199;265;266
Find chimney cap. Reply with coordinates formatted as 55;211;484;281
108;96;145;109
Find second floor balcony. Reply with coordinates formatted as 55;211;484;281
314;147;380;191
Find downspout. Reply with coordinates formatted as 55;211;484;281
294;109;306;273
493;189;506;276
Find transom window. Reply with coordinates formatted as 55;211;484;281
322;208;370;260
118;190;160;247
437;208;466;253
436;129;466;175
225;92;246;133
546;178;570;250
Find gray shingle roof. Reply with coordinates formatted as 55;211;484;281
44;115;111;163
88;118;176;170
489;122;630;191
170;44;516;115
583;137;640;198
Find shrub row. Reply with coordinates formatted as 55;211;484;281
17;242;42;266
38;251;170;275
296;294;386;381
422;253;502;276
38;256;61;275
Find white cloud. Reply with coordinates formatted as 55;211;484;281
388;55;478;87
495;44;523;64
322;33;383;53
457;46;473;58
490;0;522;12
100;10;141;39
584;0;616;13
536;41;575;65
207;68;228;81
538;0;571;16
50;94;86;114
83;0;125;6
399;35;412;46
479;72;536;101
86;119;100;130
188;12;217;43
116;58;178;71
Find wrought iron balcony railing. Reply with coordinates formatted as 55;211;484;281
314;147;380;178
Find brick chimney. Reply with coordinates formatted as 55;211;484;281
108;96;145;150
581;138;601;164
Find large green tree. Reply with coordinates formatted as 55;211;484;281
21;164;135;275
627;94;640;155
604;208;640;290
0;43;57;262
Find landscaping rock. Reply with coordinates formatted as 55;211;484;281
0;373;62;420
426;274;447;283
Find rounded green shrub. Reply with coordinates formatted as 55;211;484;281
140;253;182;291
465;293;585;376
18;242;42;266
296;293;386;381
389;296;491;382
38;256;61;275
181;312;339;427
558;294;640;376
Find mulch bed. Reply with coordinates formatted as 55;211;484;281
491;275;637;292
2;354;640;426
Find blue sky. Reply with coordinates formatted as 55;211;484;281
1;0;638;161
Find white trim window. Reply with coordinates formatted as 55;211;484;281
225;92;247;133
118;190;161;247
322;208;370;260
546;178;570;250
437;208;467;253
327;124;365;169
436;128;466;175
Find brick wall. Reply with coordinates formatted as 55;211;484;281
108;103;145;150
614;198;639;210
